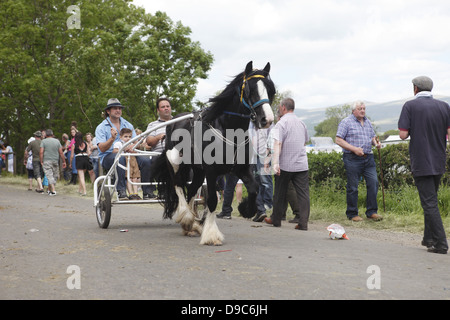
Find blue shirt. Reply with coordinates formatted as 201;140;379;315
336;114;375;154
95;117;136;164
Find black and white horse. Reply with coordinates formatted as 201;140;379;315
151;61;275;245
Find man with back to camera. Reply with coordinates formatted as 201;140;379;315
264;98;310;230
39;129;66;196
398;76;450;254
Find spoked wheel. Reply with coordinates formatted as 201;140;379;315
193;184;208;216
96;186;112;229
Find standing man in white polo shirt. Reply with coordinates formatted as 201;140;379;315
264;98;310;230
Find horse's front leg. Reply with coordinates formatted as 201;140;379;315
240;166;259;219
166;149;195;233
199;174;224;246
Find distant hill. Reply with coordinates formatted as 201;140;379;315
295;95;450;137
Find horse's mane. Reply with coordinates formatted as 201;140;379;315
201;71;244;123
201;68;275;124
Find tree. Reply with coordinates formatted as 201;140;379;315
0;0;213;173
271;90;293;117
314;105;352;140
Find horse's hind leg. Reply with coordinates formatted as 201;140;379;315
185;167;205;237
174;186;195;232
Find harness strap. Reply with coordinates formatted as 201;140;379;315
240;74;266;103
223;72;270;120
242;98;270;111
223;111;251;119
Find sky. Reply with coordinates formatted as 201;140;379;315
132;0;450;109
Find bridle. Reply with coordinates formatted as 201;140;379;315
205;71;271;163
223;72;270;121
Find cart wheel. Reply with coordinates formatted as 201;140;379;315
193;185;208;215
96;186;111;229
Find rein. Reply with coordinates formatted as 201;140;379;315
207;123;251;166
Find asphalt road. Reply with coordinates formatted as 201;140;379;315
1;183;449;301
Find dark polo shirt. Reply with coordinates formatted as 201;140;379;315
398;94;450;177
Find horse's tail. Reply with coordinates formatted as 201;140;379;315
150;151;178;219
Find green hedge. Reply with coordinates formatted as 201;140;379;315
308;143;450;189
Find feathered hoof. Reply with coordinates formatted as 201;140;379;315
200;238;223;246
181;219;202;237
200;209;224;245
184;230;201;237
200;232;224;246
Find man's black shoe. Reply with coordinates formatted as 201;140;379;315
118;190;128;200
143;193;157;200
421;240;434;248
427;246;447;254
216;212;231;219
288;216;300;224
253;213;267;222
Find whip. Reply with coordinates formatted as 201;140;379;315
376;136;386;212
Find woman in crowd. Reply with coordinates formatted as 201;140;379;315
67;126;78;185
69;131;94;196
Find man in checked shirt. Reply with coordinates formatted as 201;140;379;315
264;98;310;230
335;101;383;222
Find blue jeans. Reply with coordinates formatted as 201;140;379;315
343;153;379;219
256;157;273;209
102;153;152;194
66;150;77;174
220;171;265;216
91;157;99;179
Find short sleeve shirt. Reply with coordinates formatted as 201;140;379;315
273;112;309;172
40;138;62;162
27;139;42;161
113;140;123;151
398;94;450;176
95;117;136;164
336;114;375;154
146;118;169;153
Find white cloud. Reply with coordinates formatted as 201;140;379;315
133;0;450;108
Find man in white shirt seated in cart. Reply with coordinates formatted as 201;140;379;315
95;98;153;200
145;97;173;198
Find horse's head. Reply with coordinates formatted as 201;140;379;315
239;61;275;129
205;61;276;128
